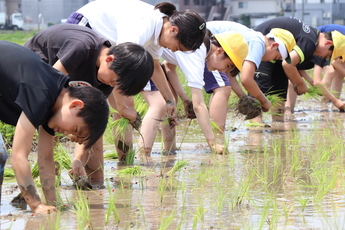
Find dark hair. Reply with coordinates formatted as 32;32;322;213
107;42;154;96
155;2;206;51
67;86;109;149
324;32;334;51
204;29;212;53
210;33;240;77
210;35;229;58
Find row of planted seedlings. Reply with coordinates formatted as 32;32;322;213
5;74;345;228
233;116;345;229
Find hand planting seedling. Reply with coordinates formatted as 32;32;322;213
235;96;262;120
131;112;142;131
184;100;196;119
69;173;92;190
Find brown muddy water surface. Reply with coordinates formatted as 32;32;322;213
2;98;345;229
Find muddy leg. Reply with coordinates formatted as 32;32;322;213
0;134;8;205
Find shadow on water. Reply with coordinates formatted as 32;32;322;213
2;99;345;229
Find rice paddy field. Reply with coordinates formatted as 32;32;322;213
1;93;345;230
2;31;345;229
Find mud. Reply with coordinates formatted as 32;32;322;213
1;97;345;229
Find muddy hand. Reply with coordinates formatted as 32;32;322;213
335;100;345;112
168;116;178;129
261;97;271;112
130;112;142;131
294;83;308;95
70;159;86;178
184;100;196;119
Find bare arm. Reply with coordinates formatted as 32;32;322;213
162;61;190;102
191;87;223;154
151;59;176;118
37;126;57;205
240;61;271;112
228;75;246;98
12;112;57;213
282;50;308;94
162;61;196;119
109;89;137;123
52;60;69;75
313;64;345;110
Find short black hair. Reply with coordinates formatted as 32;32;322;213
107;42;154;96
155;2;206;51
67;86;109;149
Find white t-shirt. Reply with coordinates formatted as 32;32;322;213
162;21;266;90
77;0;165;59
162;45;207;89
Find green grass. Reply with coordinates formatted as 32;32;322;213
0;30;37;45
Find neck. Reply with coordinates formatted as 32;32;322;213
51;88;67;113
96;45;109;68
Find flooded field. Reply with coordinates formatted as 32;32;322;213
1;97;345;229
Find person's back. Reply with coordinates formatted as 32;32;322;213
0;41;69;127
76;0;158;45
254;17;319;64
24;23;113;95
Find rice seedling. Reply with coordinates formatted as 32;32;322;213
178;119;194;149
31;143;71;179
176;182;187;230
298;196;310;212
71;189;92;229
108;109;130;141
117;165;143;176
192;199;207;229
4;167;14;177
303;85;324;100
136;204;147;229
105;181;119;224
104;151;118;159
157;176;167;203
165;160;188;177
210;120;222;134
158;209;177;230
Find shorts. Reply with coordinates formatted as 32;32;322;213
142;79;159;92
66;12;92;29
142;64;167;92
254;60;288;99
203;66;230;94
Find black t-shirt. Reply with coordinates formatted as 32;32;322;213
24;23;113;96
254;17;319;65
0;41;69;130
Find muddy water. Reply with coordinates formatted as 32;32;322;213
1;98;345;229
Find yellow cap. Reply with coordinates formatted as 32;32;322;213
266;28;296;63
214;31;248;71
330;30;345;63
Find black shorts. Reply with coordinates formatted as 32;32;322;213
253;60;288;99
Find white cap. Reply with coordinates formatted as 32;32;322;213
266;32;288;60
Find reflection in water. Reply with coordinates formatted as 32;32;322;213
2;102;345;229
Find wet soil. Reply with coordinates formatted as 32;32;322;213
1;97;345;229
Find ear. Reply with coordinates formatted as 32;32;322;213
170;25;179;34
216;47;225;55
325;40;334;46
105;54;115;63
271;42;279;49
69;100;84;109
